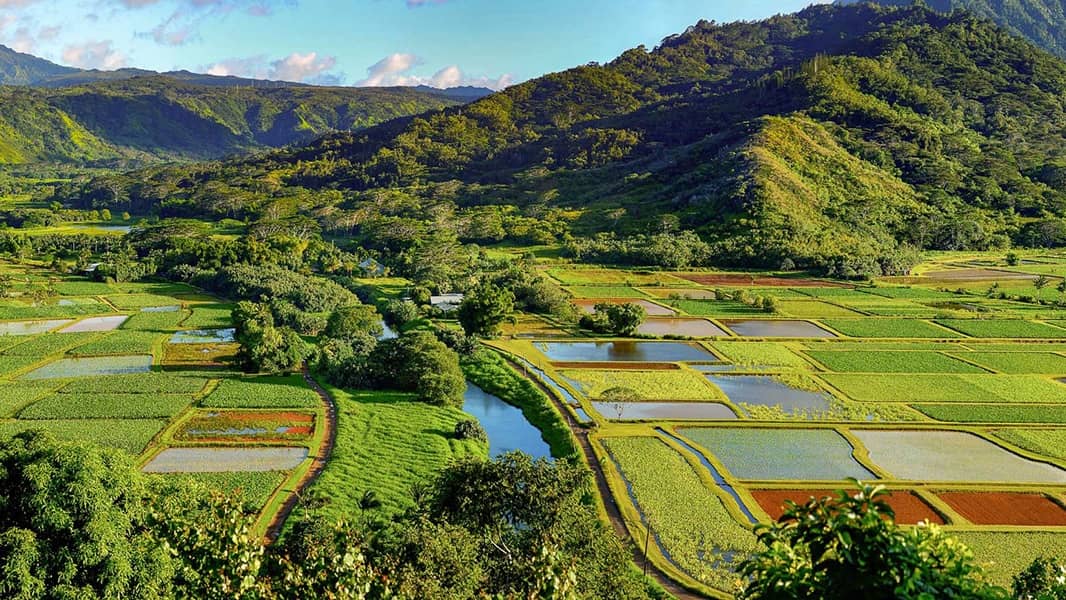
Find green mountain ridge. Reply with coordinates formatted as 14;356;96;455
845;0;1066;57
63;3;1066;273
0;76;466;165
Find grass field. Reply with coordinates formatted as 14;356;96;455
70;331;163;355
710;342;811;368
182;304;234;329
158;471;286;510
603;436;759;592
296;387;485;518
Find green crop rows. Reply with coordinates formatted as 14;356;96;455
202;375;321;408
806;350;984;373
604;436;759;592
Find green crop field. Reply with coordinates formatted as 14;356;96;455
805;350;985;373
70;331;163;355
913;404;1066;423
820;319;962;338
5;332;99;356
19;393;194;419
775;300;862;318
201;375;321;408
158;471;286;510
710;342;811;368
825;373;1066;403
121;310;188;331
58;373;208;394
936;319;1066;338
105;293;182;309
667;299;769;317
295;387;484;518
0;418;166;454
993;428;1066;460
182;304;233;329
559;369;723;401
952;352;1066;374
603;436;759;592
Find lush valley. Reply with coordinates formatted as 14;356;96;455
58;3;1066;276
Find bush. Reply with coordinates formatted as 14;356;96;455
454;419;487;442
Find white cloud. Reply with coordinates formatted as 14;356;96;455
357;53;512;90
61;40;127;70
202;50;341;83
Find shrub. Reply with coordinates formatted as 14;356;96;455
454;419;487;442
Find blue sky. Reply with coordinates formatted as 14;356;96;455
0;0;822;88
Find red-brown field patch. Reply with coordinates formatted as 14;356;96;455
175;411;316;443
549;361;681;370
677;274;849;288
752;489;945;525
938;491;1066;526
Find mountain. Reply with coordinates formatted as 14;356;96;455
0;45;79;86
0;77;468;164
843;0;1066;58
64;3;1066;274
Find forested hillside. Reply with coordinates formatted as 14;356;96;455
0;76;465;164
850;0;1066;57
61;3;1066;274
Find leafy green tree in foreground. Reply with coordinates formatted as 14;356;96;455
0;431;173;600
738;483;1006;600
1013;557;1066;600
458;282;516;338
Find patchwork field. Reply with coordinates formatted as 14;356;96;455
0;265;327;530
500;264;1066;594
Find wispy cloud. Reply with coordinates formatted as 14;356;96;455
128;0;293;46
61;40;127;70
358;52;511;90
405;0;448;7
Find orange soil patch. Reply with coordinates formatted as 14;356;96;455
938;492;1066;526
549;361;680;370
677;274;849;288
752;489;945;525
216;411;314;424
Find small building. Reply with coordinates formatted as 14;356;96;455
82;263;101;274
430;293;464;312
358;258;385;276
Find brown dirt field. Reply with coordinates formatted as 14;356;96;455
922;269;1038;281
677;274;849;288
752;489;945;525
938;492;1066;526
549;361;680;370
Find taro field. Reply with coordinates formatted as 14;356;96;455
0;263;326;534
492;262;1066;598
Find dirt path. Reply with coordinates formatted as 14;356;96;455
503;357;707;600
264;364;338;541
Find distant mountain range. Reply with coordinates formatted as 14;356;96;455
0;44;493;164
844;0;1066;57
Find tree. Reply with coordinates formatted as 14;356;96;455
458;283;515;338
580;302;647;336
1013;557;1066;600
1035;275;1051;290
738;483;1007;600
365;331;466;406
0;431;173;600
324;305;383;340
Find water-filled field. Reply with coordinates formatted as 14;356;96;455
677;427;875;481
143;447;309;472
705;375;831;415
22;355;153;379
722;320;837;338
637;318;728;337
59;315;129;332
591;401;737;420
0;319;72;335
534;341;716;362
853;430;1066;483
170;328;236;343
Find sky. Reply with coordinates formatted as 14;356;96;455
0;0;823;89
